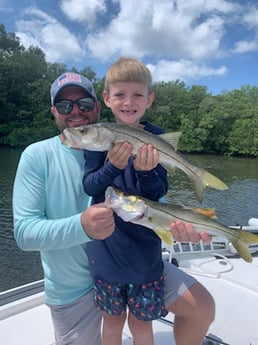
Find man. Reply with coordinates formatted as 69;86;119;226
13;72;214;345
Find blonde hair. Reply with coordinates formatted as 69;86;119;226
104;57;153;94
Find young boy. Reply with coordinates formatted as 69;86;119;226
83;57;168;345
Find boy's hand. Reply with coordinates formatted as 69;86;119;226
109;142;133;169
134;144;160;171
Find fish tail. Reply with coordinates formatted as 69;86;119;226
191;170;228;201
231;230;258;263
190;176;207;202
239;230;258;244
201;170;228;191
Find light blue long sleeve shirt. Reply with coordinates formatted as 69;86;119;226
13;136;93;305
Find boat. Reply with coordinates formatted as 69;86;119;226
1;222;258;345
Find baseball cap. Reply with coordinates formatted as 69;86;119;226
50;72;97;104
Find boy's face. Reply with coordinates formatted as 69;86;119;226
103;82;154;126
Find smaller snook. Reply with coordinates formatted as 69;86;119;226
105;187;258;263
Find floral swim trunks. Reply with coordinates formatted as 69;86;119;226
93;275;168;321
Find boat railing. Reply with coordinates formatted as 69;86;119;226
0;280;45;321
162;236;230;263
162;230;258;263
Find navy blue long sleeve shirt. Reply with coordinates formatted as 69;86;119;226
83;121;168;284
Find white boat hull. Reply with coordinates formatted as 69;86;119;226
1;224;258;345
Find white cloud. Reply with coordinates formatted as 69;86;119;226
16;7;84;63
147;59;228;83
9;0;258;86
231;7;258;54
60;0;106;25
202;0;236;13
86;0;237;61
233;40;258;54
242;7;258;28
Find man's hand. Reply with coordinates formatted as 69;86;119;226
170;220;212;244
81;204;115;240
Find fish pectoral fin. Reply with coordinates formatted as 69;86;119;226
153;226;173;245
193;207;217;219
159;132;182;151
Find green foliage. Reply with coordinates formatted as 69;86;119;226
1;24;258;156
227;117;258;156
147;80;187;131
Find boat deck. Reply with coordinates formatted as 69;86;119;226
0;290;176;345
2;237;258;345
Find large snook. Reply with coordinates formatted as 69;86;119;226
63;123;228;201
105;186;258;263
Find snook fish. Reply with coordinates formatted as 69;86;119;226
63;123;228;201
105;186;258;263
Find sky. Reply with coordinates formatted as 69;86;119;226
1;0;258;95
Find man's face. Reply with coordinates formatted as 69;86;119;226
51;86;100;132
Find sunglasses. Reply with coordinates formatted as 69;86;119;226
54;97;95;115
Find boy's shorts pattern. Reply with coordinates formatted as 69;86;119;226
93;275;168;321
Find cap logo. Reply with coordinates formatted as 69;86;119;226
58;73;81;86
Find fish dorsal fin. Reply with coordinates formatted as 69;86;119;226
159;132;182;151
153;226;173;245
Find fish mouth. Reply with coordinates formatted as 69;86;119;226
105;187;118;208
115;210;145;222
104;187;147;222
62;129;79;148
131;212;145;221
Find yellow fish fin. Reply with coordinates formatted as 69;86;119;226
153;226;173;245
231;240;252;263
232;230;258;263
239;230;258;244
193;207;217;219
190;169;228;202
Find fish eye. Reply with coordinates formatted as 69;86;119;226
79;126;87;134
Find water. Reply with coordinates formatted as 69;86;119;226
0;147;258;292
166;154;258;226
0;148;43;292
